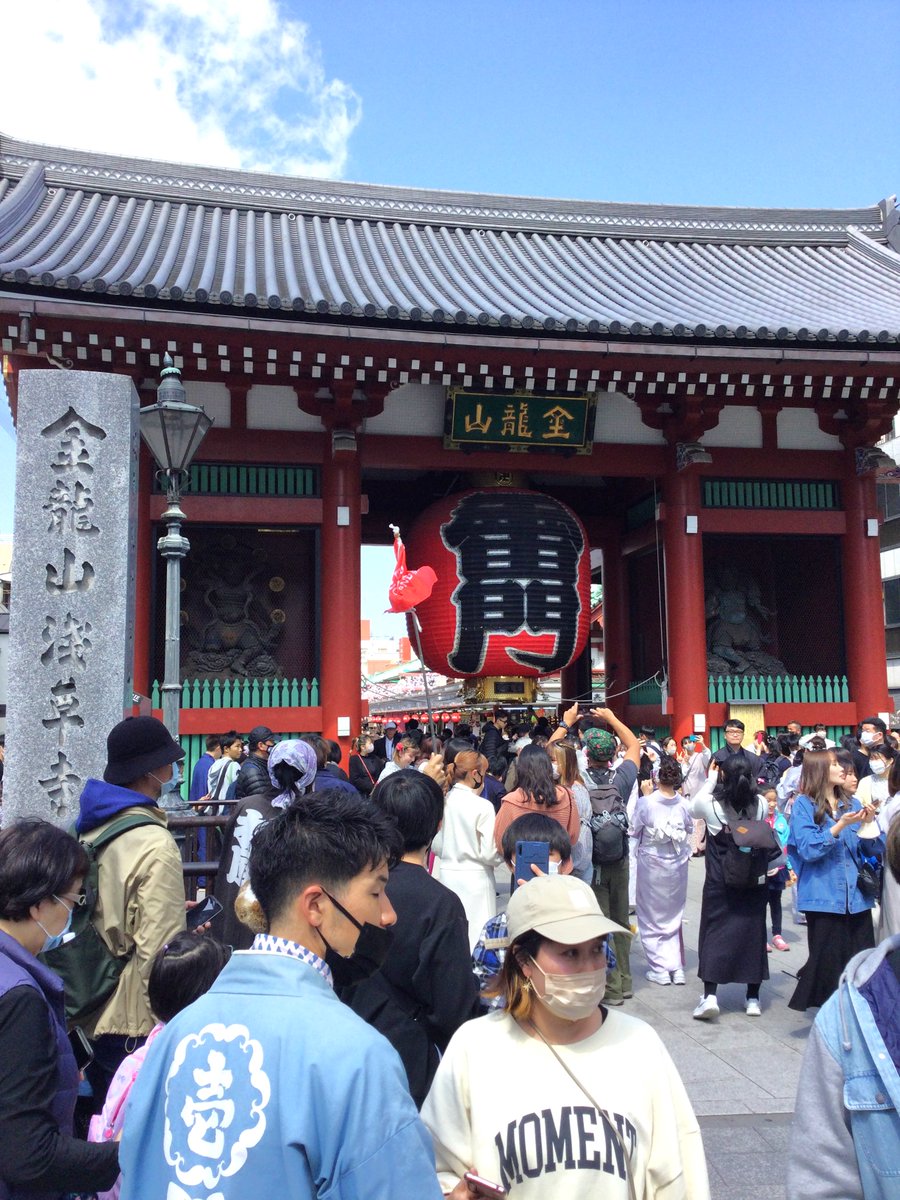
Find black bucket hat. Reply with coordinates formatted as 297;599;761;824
103;716;185;786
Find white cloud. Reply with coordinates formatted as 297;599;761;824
0;0;362;178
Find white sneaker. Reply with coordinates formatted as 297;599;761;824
692;995;720;1020
646;969;671;986
746;998;762;1017
671;969;686;986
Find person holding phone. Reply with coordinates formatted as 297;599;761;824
787;749;885;1011
421;874;709;1199
0;819;120;1198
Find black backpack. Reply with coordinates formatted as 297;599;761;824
585;767;629;866
712;801;780;890
40;811;159;1026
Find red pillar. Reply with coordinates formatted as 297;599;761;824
842;464;890;718
662;465;709;742
320;441;362;748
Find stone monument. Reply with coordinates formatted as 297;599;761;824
2;371;138;826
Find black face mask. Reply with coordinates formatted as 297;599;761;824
320;889;393;990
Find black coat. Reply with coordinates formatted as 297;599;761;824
234;755;271;799
340;861;479;1107
349;753;386;795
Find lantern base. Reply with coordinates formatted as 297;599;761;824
462;676;537;705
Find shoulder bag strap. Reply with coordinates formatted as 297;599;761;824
525;1019;638;1200
353;753;376;786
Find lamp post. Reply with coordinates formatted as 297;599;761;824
139;355;212;754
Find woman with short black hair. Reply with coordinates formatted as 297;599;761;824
0;819;120;1198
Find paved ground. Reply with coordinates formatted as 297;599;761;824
495;857;813;1199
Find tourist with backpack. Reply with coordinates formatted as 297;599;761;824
0;819;120;1199
581;709;641;1007
787;749;884;1012
55;717;188;1107
632;756;694;986
690;756;780;1019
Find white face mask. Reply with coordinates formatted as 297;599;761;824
551;762;560;779
548;860;561;875
870;758;887;776
529;958;607;1021
860;731;879;747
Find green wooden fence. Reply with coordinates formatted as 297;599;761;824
151;677;320;709
708;725;852;752
702;478;840;510
152;463;319;497
707;674;849;704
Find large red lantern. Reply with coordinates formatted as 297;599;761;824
405;489;591;680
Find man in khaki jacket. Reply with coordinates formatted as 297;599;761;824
76;716;187;1103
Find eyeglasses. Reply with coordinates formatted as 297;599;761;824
55;892;86;909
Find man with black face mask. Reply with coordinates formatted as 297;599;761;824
118;788;444;1200
73;716;188;1109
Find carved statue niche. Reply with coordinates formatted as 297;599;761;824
704;564;788;677
183;536;284;679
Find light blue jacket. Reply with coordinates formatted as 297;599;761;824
119;947;443;1199
787;794;883;915
788;934;900;1199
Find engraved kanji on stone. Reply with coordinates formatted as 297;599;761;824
43;477;99;535
46;549;95;593
40;407;107;474
42;678;84;740
40;612;93;669
38;751;81;818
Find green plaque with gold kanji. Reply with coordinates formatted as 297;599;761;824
444;390;594;452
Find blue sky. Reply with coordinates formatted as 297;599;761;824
2;0;899;629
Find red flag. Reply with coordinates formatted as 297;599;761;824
386;526;437;613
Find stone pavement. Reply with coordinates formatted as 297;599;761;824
625;858;810;1200
494;857;813;1199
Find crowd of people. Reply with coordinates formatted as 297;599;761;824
1;706;899;1198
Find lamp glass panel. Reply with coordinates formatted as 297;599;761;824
139;403;211;472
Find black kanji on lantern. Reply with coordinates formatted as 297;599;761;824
441;491;585;673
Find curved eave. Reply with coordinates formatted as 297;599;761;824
2;147;900;344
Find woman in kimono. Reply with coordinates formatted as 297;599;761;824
633;755;694;985
431;749;503;948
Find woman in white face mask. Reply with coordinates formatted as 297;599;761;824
421;874;710;1200
0;819;121;1197
855;746;894;812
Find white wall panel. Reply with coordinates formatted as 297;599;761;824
777;407;843;451
704;407;762;448
184;381;230;428
247;385;322;431
593;391;664;445
365;383;446;436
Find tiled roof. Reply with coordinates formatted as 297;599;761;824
2;133;900;343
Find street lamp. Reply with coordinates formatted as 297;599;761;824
139;354;212;753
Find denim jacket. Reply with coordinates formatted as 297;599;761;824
788;934;900;1199
787;793;883;915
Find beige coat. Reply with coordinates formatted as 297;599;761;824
83;805;186;1038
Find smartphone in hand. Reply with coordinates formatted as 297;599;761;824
69;1025;94;1071
186;895;224;930
464;1171;507;1199
514;840;550;889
